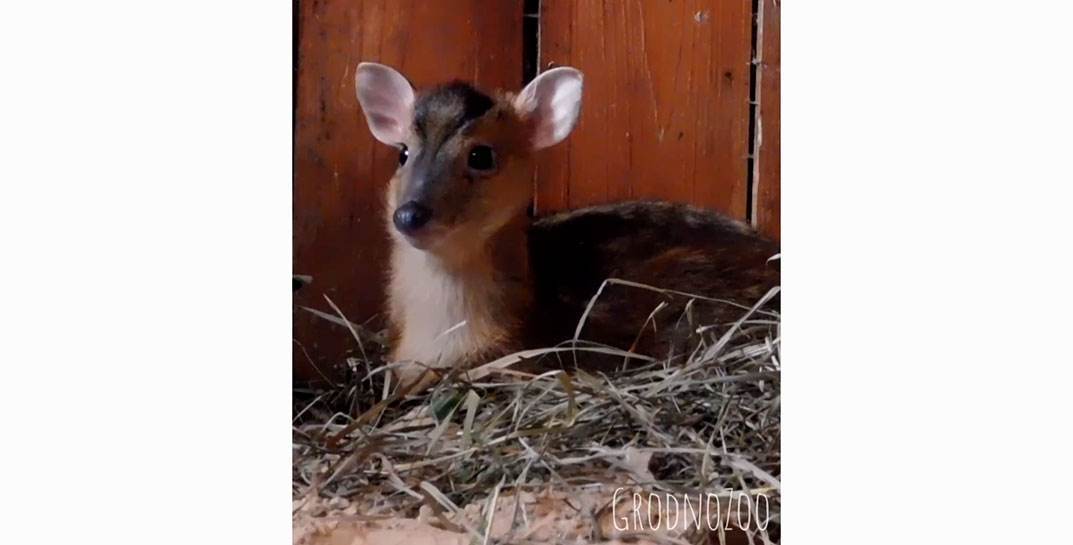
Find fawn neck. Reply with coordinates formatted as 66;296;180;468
388;210;532;377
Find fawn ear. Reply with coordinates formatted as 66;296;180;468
355;62;415;145
513;67;583;150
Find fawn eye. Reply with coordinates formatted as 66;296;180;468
467;145;496;172
398;144;409;166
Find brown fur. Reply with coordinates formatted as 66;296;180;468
380;82;779;388
527;201;779;370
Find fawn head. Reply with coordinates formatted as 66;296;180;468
355;63;583;256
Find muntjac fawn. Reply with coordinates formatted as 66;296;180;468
355;63;779;389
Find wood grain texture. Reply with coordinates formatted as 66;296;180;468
535;0;754;220
753;0;780;240
293;0;523;381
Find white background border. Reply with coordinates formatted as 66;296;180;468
2;2;292;543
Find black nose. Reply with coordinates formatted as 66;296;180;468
393;201;433;234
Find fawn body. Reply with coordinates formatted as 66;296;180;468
355;63;779;388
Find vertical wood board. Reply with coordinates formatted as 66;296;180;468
754;0;780;240
535;0;754;220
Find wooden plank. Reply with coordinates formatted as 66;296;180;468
293;0;523;382
753;0;780;241
535;0;754;220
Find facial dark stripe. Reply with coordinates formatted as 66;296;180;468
413;82;496;140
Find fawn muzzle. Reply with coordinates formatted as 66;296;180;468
393;201;433;236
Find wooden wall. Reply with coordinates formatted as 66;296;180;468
293;0;779;381
753;0;780;240
535;0;753;219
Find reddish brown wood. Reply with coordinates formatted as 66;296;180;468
293;0;523;382
753;0;780;241
535;0;754;221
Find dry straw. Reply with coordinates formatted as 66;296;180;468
294;279;781;543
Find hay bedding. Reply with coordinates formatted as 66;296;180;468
294;280;781;544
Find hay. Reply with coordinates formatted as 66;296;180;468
294;280;781;544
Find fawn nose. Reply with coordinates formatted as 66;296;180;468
393;201;433;234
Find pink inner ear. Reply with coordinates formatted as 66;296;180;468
355;63;415;144
370;114;401;134
516;68;583;150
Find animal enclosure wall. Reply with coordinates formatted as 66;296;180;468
293;0;780;379
535;0;752;217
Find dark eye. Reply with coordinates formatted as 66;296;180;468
398;144;409;166
467;145;496;171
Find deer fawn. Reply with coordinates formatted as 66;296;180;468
355;63;779;390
